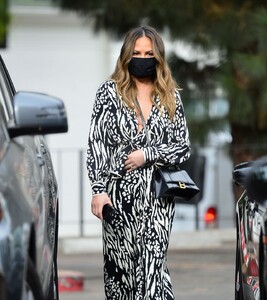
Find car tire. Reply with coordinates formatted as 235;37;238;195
0;276;7;300
259;232;267;300
235;227;244;300
26;258;45;300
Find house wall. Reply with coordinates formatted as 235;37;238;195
1;6;113;236
1;6;235;237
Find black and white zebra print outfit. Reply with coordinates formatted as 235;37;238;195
87;80;190;300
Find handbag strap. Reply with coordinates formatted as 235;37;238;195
135;98;151;147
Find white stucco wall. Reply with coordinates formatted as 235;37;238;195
1;6;114;237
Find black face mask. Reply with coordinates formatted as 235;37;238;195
128;57;157;79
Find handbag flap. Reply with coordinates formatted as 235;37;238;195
159;168;195;185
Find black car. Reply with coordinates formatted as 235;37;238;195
0;55;68;299
234;157;267;300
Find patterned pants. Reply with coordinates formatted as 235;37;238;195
103;172;175;299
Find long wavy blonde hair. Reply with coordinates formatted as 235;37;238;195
111;26;177;120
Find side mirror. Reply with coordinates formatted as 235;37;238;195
246;156;267;204
232;161;252;187
8;92;68;138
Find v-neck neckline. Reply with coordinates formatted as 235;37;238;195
134;103;154;134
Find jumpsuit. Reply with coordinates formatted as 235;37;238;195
87;79;190;299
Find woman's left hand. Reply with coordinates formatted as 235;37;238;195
125;149;145;172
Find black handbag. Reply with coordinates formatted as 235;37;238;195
135;98;200;201
154;167;200;199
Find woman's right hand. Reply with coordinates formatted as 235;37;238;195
91;193;112;221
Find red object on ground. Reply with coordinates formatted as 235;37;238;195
58;270;84;292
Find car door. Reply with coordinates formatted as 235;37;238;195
0;55;57;297
239;196;261;299
0;57;41;298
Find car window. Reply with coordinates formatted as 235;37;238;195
0;75;10;123
0;58;15;124
0;116;9;160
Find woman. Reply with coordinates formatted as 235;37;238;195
87;25;190;300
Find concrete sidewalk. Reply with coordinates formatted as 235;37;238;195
58;227;236;255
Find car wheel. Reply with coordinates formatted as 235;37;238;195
235;228;244;300
25;258;45;300
259;232;267;300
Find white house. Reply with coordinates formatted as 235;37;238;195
1;2;235;239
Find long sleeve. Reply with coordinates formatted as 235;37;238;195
87;83;111;195
142;90;190;166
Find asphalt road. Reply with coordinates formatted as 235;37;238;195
58;242;235;300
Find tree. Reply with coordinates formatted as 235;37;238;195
53;0;267;166
0;0;9;48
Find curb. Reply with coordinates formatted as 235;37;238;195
169;227;236;250
58;228;236;255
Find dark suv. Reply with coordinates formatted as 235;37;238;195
0;55;68;299
233;157;267;300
